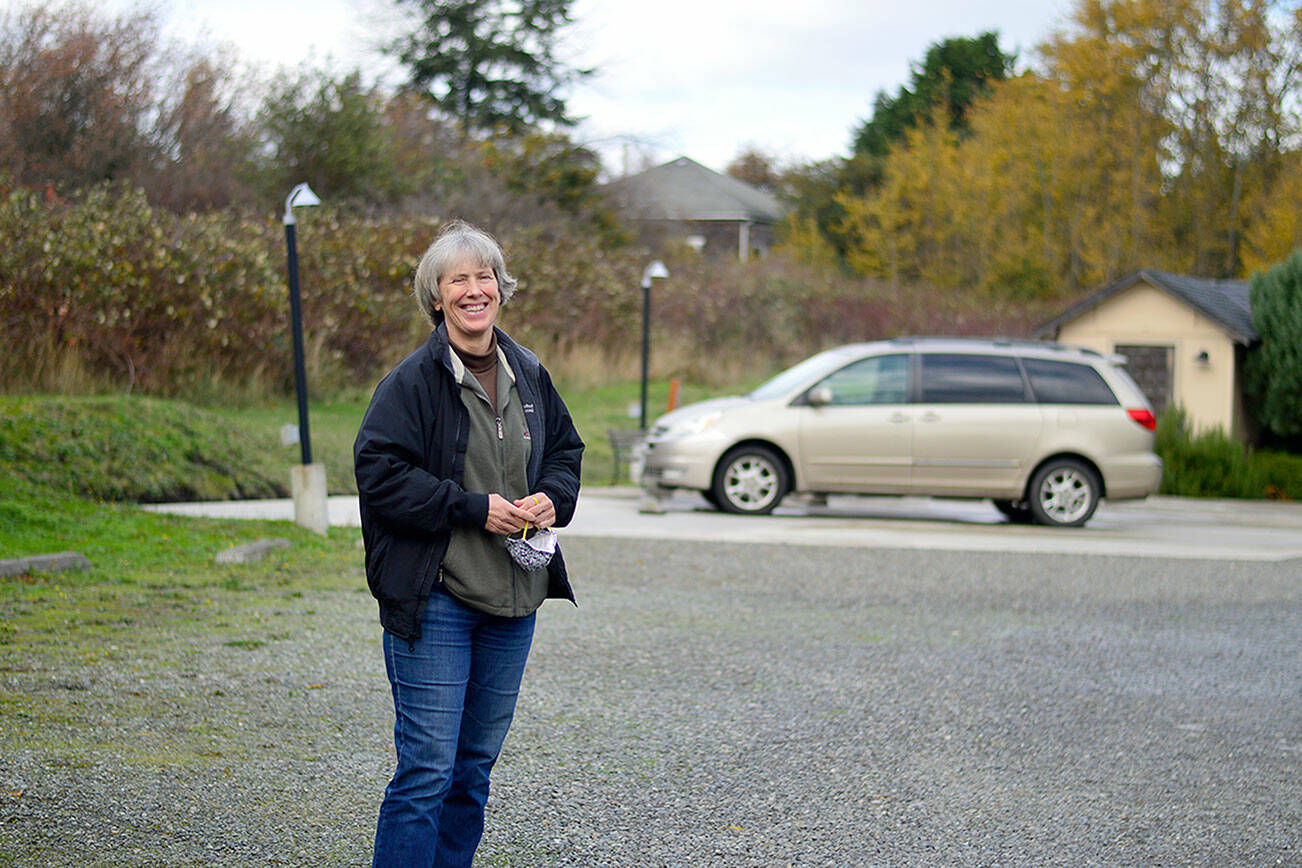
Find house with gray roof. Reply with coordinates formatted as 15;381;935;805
1035;269;1258;438
604;156;787;259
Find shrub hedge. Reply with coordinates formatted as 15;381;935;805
1155;408;1302;500
2;183;1069;398
1;185;432;396
0;184;658;396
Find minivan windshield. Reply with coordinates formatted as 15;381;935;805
748;347;868;401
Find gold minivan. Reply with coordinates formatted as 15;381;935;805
638;338;1162;527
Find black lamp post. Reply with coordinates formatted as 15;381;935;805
639;260;668;430
283;182;320;464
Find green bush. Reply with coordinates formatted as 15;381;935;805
0;184;452;396
0;185;285;394
1251;450;1302;501
1155;407;1302;500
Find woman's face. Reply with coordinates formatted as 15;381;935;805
437;256;500;346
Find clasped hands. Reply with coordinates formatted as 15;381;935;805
484;492;555;536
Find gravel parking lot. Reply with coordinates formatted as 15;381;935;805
2;536;1299;866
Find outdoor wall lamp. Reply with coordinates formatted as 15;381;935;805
1195;350;1210;364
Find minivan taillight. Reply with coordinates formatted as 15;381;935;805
1127;408;1156;431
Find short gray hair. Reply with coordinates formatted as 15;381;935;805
412;220;518;327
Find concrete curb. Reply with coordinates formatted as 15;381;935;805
0;551;91;578
214;538;291;565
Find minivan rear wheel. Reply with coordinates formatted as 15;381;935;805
1028;459;1100;527
712;445;788;515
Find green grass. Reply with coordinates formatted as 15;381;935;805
0;476;364;792
0;471;362;694
0;394;290;502
201;397;369;496
0;473;358;588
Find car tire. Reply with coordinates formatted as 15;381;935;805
992;499;1034;523
1028;459;1100;527
712;445;789;515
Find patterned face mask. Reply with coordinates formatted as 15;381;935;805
503;526;556;570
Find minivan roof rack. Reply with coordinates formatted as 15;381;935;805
886;336;1104;356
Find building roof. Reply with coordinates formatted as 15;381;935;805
1035;269;1258;345
604;156;786;224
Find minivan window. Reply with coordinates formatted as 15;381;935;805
1022;358;1118;405
919;353;1027;403
814;354;909;405
749;348;858;400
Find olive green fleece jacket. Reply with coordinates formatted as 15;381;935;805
439;344;550;617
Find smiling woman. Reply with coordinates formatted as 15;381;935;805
354;219;584;867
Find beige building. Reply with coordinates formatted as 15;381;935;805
1035;270;1257;439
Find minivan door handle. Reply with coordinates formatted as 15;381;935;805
890;412;909;424
921;412;941;423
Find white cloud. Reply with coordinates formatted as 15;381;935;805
565;0;1071;171
70;0;1072;173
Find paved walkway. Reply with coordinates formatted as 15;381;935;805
142;489;1302;562
144;494;366;527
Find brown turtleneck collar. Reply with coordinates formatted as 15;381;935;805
451;334;499;408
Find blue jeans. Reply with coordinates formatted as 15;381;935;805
372;585;536;868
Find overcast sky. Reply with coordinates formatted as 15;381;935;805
82;0;1075;174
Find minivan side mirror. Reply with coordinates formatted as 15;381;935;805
807;386;834;407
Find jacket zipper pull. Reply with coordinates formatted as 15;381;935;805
496;416;504;440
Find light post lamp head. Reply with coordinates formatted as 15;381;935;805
283;182;321;225
642;260;668;289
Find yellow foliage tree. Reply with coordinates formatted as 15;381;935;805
1240;152;1302;275
836;0;1302;299
838;105;973;289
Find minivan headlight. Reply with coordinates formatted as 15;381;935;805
658;410;723;439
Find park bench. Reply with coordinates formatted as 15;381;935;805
606;428;646;484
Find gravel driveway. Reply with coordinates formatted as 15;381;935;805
2;537;1299;866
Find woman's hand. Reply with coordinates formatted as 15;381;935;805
484;493;532;535
513;492;556;530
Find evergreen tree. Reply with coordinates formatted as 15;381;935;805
388;0;589;135
851;32;1013;159
1245;251;1302;440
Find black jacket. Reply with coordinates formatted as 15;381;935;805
354;325;584;641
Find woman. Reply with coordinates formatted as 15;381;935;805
354;220;583;867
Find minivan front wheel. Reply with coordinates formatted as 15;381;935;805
712;446;789;515
1028;459;1100;527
